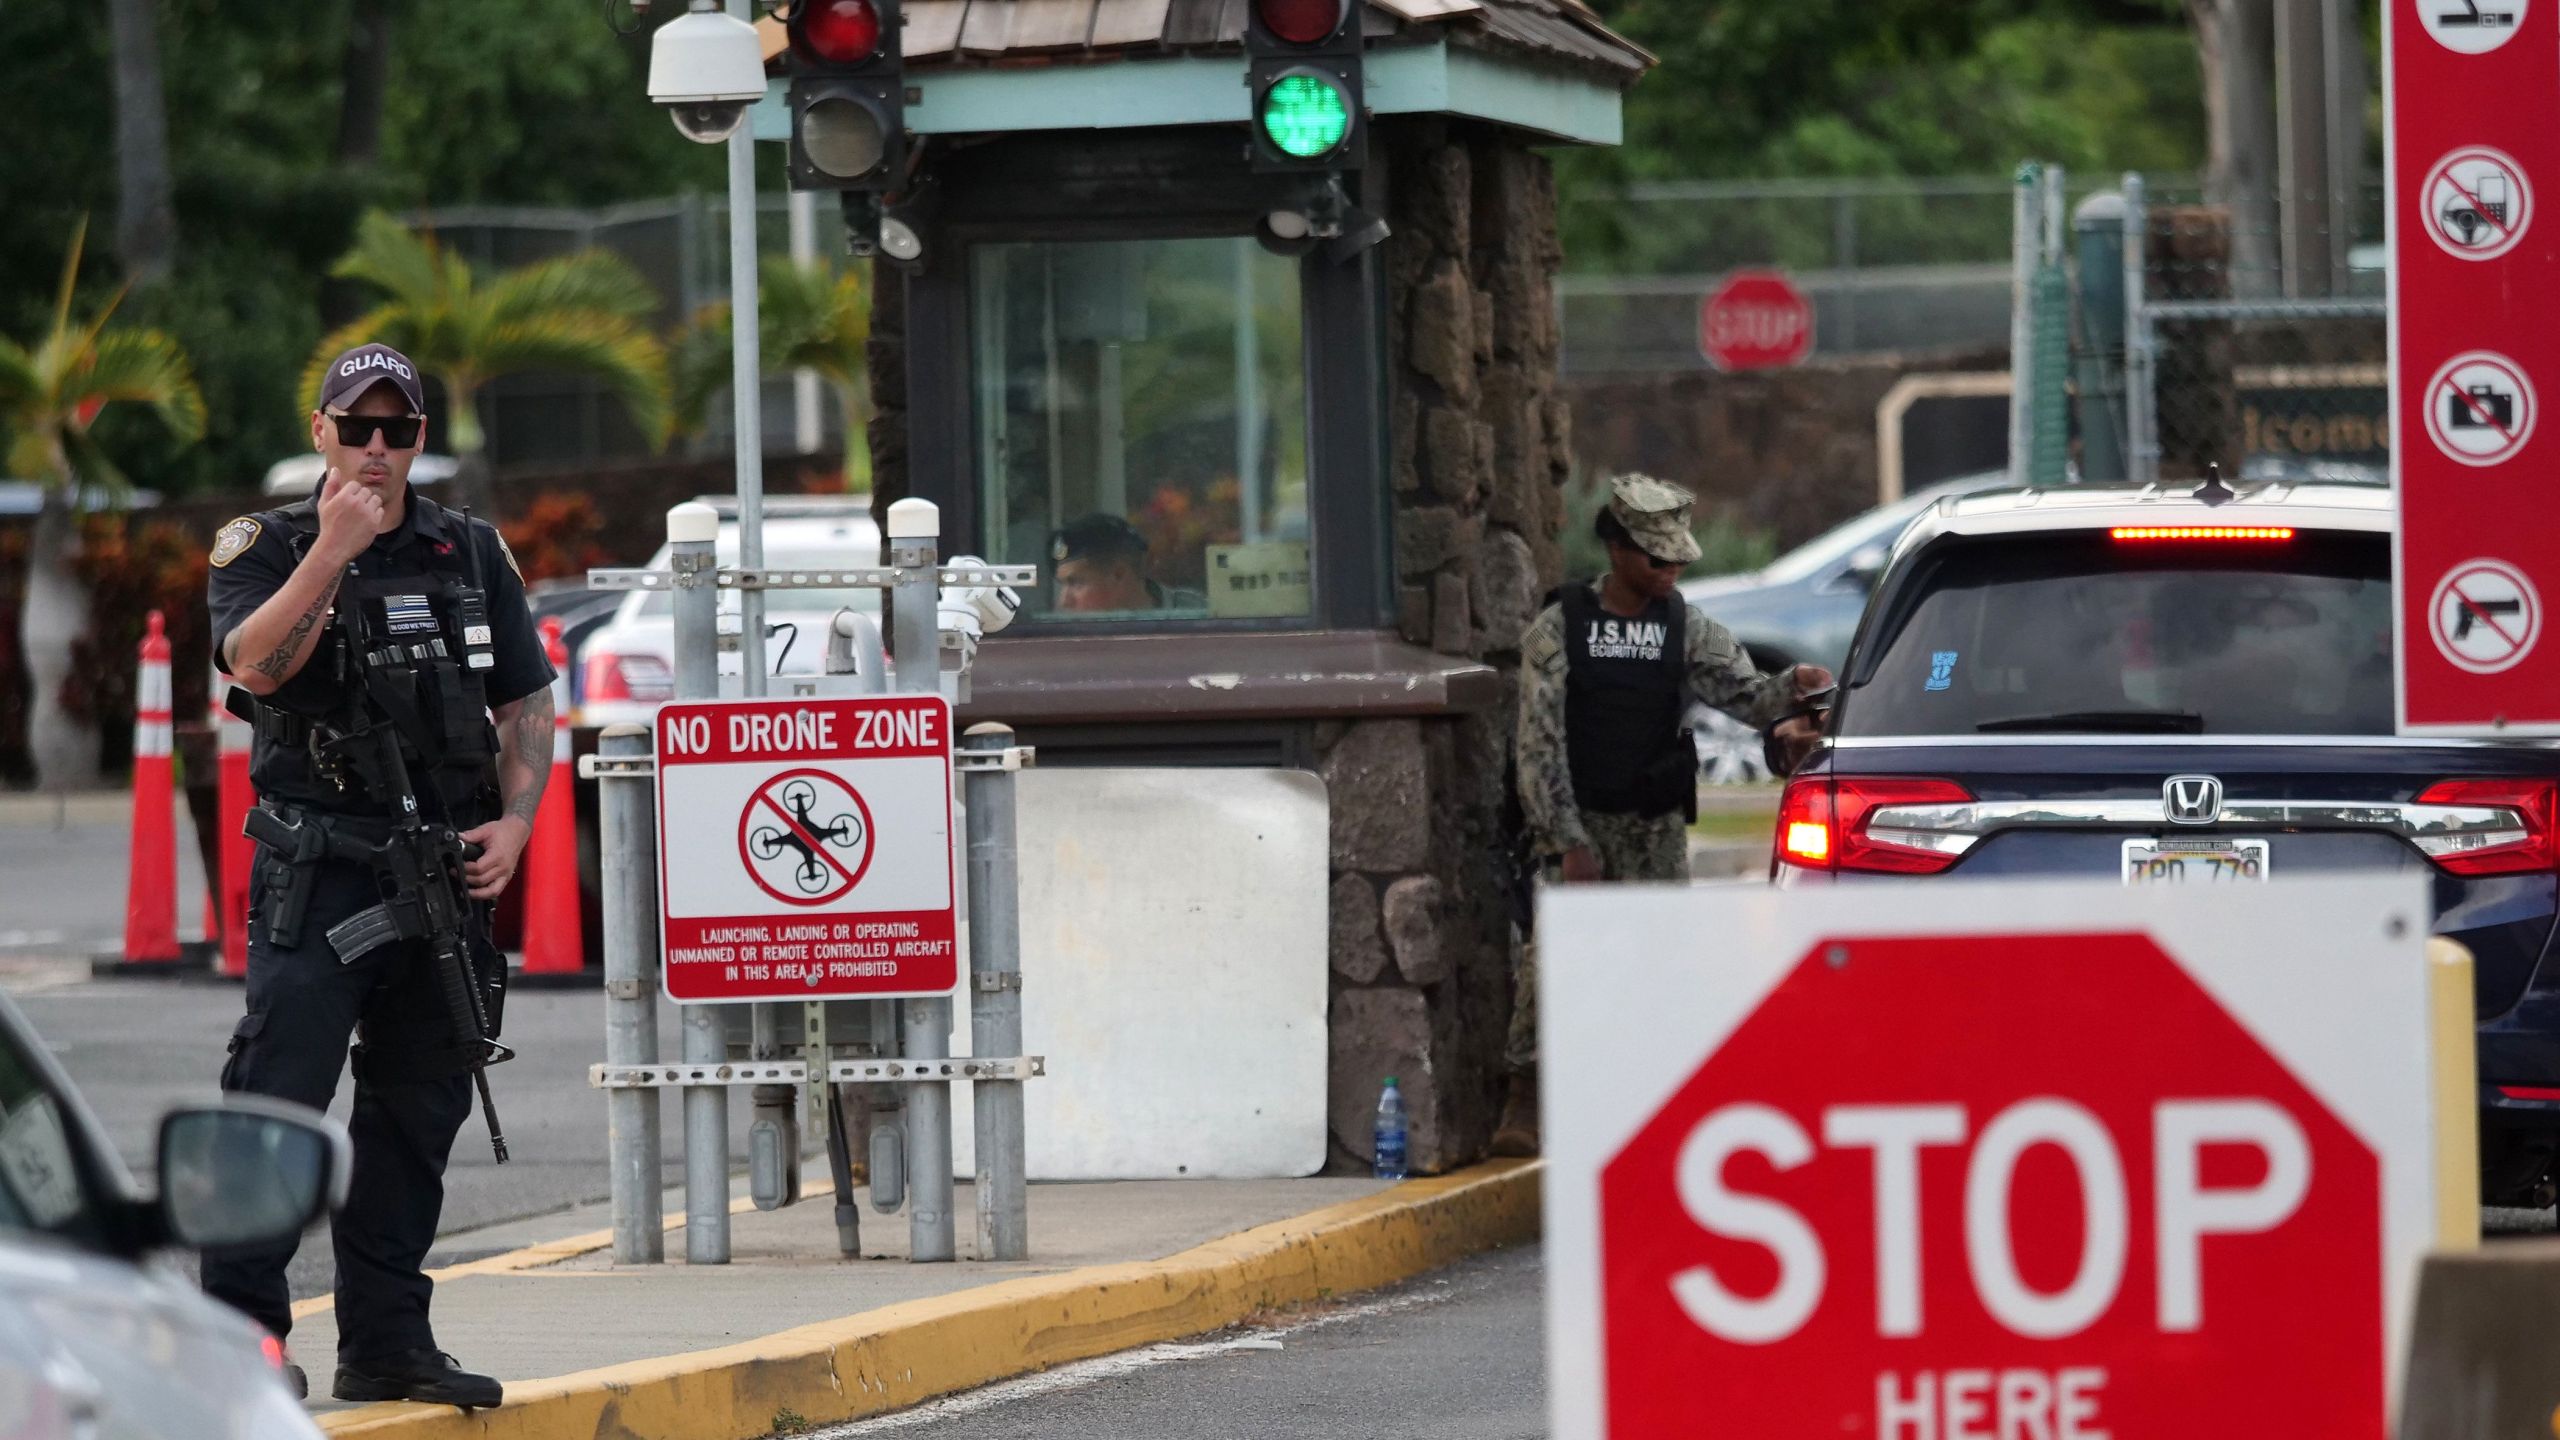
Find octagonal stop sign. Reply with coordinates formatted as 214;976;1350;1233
1543;882;2443;1440
1700;269;1814;371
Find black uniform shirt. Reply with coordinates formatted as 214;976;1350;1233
207;485;553;810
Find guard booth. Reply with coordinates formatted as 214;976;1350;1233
813;0;1647;1174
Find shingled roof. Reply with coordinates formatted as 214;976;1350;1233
884;0;1652;82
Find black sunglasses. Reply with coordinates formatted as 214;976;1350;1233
327;412;424;448
1641;551;1685;571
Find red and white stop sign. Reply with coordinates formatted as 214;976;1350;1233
1542;882;2443;1440
1700;269;1814;371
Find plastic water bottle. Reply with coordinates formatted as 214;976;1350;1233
1373;1076;1408;1180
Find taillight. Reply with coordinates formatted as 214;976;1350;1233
582;651;673;704
2109;526;2295;542
1775;777;1835;870
2413;778;2558;875
1774;776;1974;874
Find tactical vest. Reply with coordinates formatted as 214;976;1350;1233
241;503;501;824
1560;584;1695;819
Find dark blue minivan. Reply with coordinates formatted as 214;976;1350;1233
1775;481;2560;1207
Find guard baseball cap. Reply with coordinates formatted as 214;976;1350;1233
317;342;426;413
1607;474;1703;565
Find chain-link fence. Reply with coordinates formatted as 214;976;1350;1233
1559;175;2156;375
407;195;845;473
2125;176;2388;485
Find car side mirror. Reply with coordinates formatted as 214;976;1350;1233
156;1099;350;1252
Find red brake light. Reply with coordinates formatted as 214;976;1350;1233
583;652;674;704
1775;776;1974;874
2109;526;2295;542
1254;0;1347;45
583;651;632;702
2414;778;2559;875
795;0;882;63
1776;777;1835;871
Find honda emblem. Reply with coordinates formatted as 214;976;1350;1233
2164;774;2224;825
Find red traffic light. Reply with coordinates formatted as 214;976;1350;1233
795;0;882;63
1252;0;1347;46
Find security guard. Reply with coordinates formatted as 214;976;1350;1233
201;343;552;1409
1495;475;1831;1155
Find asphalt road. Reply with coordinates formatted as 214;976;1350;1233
802;1243;1548;1440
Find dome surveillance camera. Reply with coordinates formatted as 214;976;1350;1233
648;3;767;146
667;100;753;144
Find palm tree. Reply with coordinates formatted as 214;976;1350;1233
0;220;205;788
304;211;673;513
672;254;871;488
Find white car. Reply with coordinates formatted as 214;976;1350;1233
576;496;885;730
0;990;348;1438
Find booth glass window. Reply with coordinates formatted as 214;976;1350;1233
973;237;1312;624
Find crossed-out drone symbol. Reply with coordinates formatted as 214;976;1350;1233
739;770;874;905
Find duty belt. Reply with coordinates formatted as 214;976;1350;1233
241;802;435;962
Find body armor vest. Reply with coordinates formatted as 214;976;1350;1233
242;503;501;824
1560;584;1695;819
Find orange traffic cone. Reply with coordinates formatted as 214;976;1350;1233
214;663;255;979
109;612;183;972
518;616;584;977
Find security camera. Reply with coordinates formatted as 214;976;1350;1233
939;556;1021;639
648;1;767;145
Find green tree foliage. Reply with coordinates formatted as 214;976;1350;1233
0;220;205;787
1565;1;2205;265
674;256;875;486
308;212;672;474
0;0;719;496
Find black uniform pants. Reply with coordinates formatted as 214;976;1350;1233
201;857;472;1363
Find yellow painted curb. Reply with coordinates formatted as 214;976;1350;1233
317;1159;1541;1440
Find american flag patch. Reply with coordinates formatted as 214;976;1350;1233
383;594;438;635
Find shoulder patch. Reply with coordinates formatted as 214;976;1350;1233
210;518;261;568
1522;610;1565;671
494;531;523;581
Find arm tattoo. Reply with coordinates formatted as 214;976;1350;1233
504;691;554;826
249;576;339;682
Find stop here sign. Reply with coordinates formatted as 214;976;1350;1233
1700;268;1815;371
1541;880;2441;1440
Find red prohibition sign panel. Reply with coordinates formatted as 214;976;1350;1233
2423;350;2536;465
2430;558;2543;675
737;767;875;906
2424;146;2532;260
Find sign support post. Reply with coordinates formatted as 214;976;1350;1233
669;502;732;1265
963;722;1030;1260
598;722;666;1266
887;498;957;1263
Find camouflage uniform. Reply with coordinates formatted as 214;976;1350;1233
1504;579;1796;1073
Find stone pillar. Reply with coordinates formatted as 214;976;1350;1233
1319;120;1572;1173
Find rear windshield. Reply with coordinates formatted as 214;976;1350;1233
1838;532;2392;737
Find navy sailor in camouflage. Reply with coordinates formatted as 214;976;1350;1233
1492;475;1831;1155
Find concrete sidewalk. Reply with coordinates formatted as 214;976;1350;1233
309;1162;1540;1439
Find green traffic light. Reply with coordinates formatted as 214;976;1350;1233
1260;73;1350;159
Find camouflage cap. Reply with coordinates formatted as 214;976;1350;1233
1606;474;1702;565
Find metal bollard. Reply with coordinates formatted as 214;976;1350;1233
964;724;1030;1261
668;501;731;1264
598;724;664;1265
888;497;956;1262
